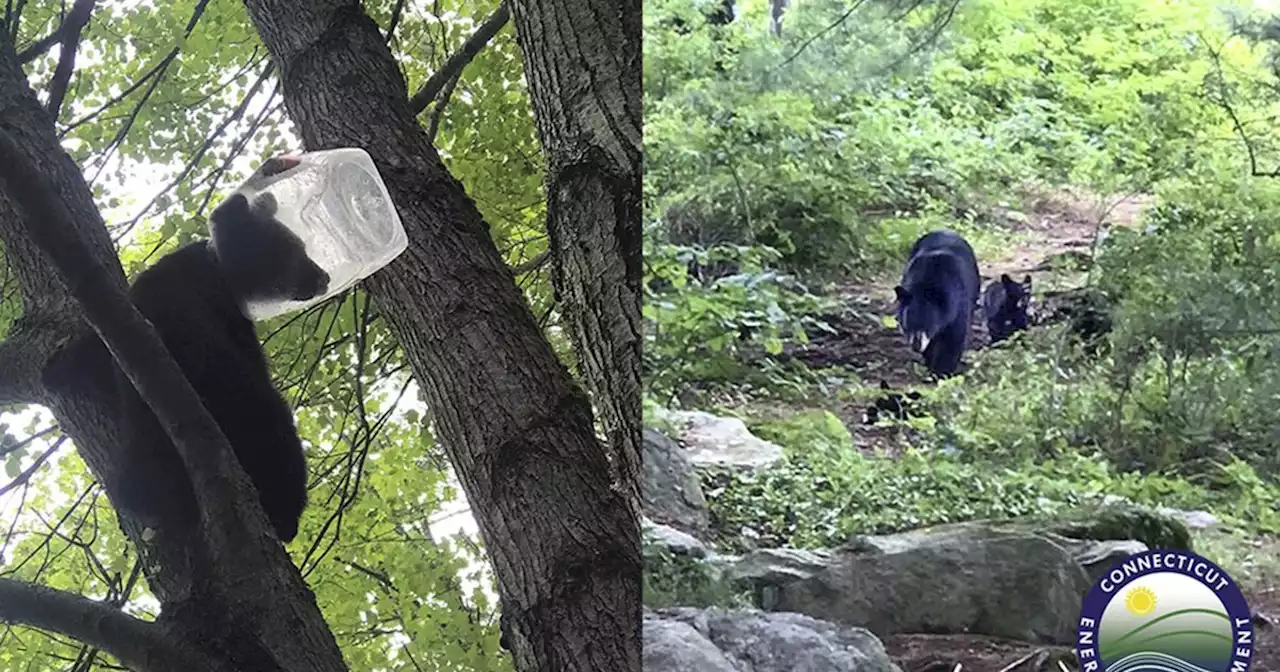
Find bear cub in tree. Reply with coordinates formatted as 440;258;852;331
51;190;328;543
982;273;1032;344
894;230;980;377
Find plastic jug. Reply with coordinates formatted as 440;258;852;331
226;148;407;320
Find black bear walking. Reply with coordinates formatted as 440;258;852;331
893;230;980;377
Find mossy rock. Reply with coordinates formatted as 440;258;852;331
1044;502;1193;552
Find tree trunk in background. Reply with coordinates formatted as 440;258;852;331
507;0;644;513
240;2;642;671
772;0;790;36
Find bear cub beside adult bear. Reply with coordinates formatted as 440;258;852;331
894;229;980;377
982;273;1032;344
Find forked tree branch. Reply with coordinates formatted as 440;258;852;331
0;577;196;670
408;3;510;115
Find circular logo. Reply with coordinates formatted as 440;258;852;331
1077;549;1253;672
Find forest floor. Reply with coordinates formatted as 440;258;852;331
773;187;1280;671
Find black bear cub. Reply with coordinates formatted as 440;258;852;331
894;230;980;377
982;273;1032;344
863;380;924;425
51;191;328;543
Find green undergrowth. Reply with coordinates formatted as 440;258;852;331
702;399;1280;554
642;543;753;610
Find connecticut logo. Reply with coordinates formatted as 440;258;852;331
1076;549;1254;672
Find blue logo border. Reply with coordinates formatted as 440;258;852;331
1076;549;1253;672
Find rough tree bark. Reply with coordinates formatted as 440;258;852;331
240;1;642;670
0;31;348;672
506;0;645;512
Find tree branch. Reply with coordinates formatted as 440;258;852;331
424;67;461;144
6;0;27;44
0;435;65;497
511;250;550;275
408;3;509;115
0;577;181;669
773;0;869;71
113;60;276;244
17;27;61;64
64;0;212;177
44;0;97;119
383;0;407;43
1205;37;1280;177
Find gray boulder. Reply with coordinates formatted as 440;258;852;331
661;410;785;470
642;428;711;536
731;529;1091;644
644;518;711;559
1046;534;1148;584
644;608;900;672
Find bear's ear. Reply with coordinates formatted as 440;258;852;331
211;192;251;225
999;273;1014;284
250;191;279;217
879;380;891;390
894;285;909;303
1022;275;1032;287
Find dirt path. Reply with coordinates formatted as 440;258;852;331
981;188;1151;282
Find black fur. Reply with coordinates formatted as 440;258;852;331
863;380;923;424
982;273;1032;344
56;192;328;543
894;230;981;377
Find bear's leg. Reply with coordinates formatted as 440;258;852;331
925;319;968;377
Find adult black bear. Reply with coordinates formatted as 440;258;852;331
894;230;980;377
46;190;328;543
982;273;1032;344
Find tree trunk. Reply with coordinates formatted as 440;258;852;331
239;2;642;670
507;0;645;512
772;0;790;36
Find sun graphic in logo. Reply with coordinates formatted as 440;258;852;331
1124;586;1158;616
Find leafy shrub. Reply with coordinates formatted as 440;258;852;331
643;240;826;399
642;545;748;609
1086;169;1280;474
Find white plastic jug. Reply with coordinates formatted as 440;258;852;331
227;148;407;320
